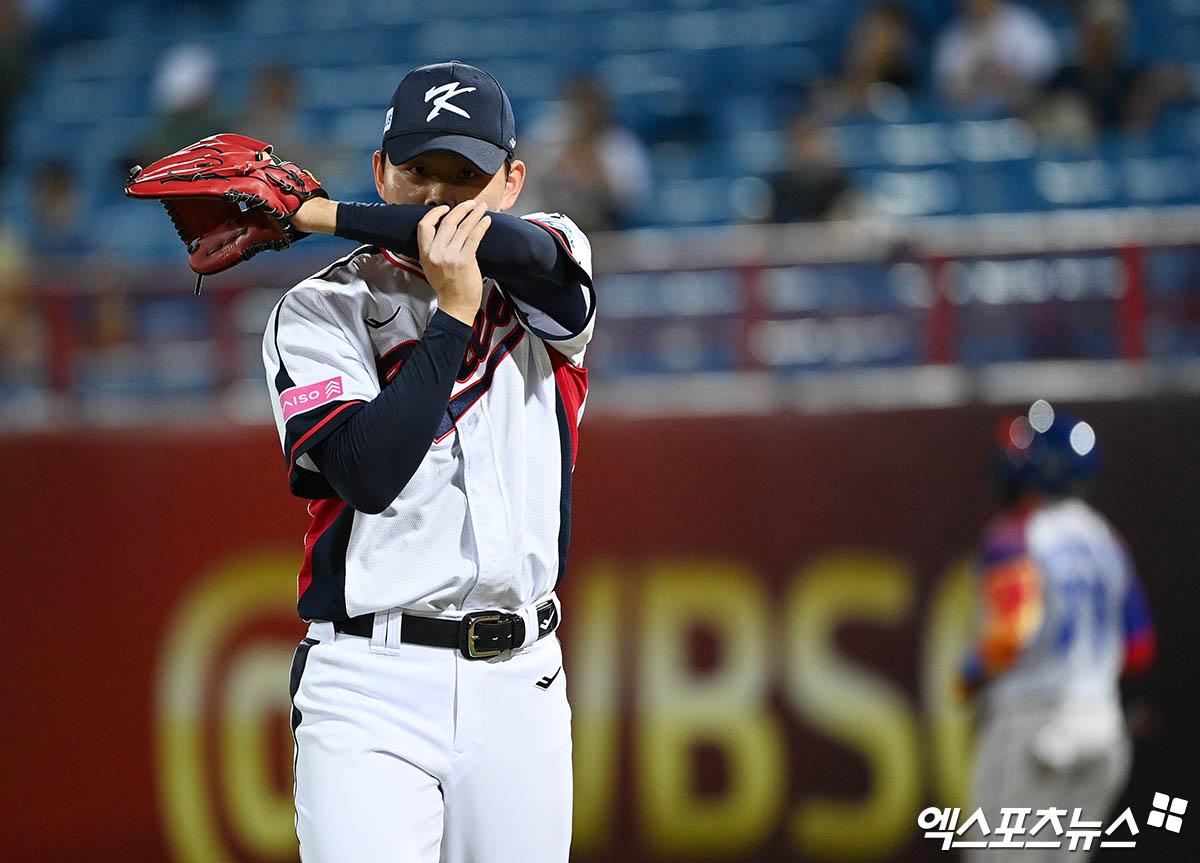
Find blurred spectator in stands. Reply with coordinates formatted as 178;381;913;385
27;161;88;257
0;257;41;393
0;1;33;168
1034;0;1193;143
830;1;920;118
136;44;232;164
933;0;1061;114
238;63;346;188
0;206;38;396
519;75;651;232
764;112;855;223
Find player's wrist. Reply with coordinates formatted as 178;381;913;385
430;307;478;336
437;299;481;326
294;197;338;235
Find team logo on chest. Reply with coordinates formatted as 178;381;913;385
433;289;525;441
458;288;517;382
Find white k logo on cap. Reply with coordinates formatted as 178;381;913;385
424;82;476;122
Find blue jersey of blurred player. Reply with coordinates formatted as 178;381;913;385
959;400;1155;862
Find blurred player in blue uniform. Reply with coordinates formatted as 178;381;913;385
959;399;1155;862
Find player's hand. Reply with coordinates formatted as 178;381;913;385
418;200;492;325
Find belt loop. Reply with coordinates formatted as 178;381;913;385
369;610;404;656
518;593;560;650
517;603;539;650
307;621;335;643
387;609;403;650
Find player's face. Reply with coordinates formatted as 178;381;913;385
374;150;525;213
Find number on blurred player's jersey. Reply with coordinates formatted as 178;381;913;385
1044;541;1111;656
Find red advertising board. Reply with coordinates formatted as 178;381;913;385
1;402;1196;861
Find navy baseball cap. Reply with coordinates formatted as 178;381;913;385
382;61;516;175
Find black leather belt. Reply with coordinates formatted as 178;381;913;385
332;600;559;660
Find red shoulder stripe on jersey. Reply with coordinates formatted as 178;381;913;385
298;498;348;600
381;250;429;282
550;348;588;467
432;325;527;443
287;400;365;474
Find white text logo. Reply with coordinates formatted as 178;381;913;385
279;375;344;422
919;793;1189;853
424;82;475;122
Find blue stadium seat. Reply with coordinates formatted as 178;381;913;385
1032;159;1122;209
1121;156;1199;204
857;167;962;216
1152;104;1200;153
875;122;955;166
95;201;184;258
833;123;885;169
649;142;706;181
651;176;738;224
957;161;1039;214
712;92;780;141
950;118;1036;163
728;129;785;174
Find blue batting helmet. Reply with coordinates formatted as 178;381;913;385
994;399;1100;499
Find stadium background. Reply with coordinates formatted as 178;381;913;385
1;0;1198;860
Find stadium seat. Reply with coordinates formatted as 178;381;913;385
1032;160;1121;209
951;118;1036;163
876;122;955;166
860;168;961;216
958;161;1040;214
1122;156;1199;204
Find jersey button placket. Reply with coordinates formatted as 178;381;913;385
457;410;497;598
478;407;512;573
461;407;510;592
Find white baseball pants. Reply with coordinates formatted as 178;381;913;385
289;618;572;862
965;700;1131;863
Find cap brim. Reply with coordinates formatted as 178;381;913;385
384;132;508;174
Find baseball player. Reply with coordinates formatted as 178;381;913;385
262;61;594;862
958;400;1155;862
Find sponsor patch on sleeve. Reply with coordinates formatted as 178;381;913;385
280;375;344;422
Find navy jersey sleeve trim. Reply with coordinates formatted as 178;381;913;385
286;400;368;472
553;384;573;587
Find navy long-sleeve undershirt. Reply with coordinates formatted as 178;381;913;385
336;202;589;334
308;309;472;514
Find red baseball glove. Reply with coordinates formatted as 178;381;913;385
125;133;327;292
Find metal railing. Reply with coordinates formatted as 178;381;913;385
3;207;1200;427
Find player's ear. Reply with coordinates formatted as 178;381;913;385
498;159;525;212
373;150;388;201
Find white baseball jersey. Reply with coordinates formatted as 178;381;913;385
983;498;1138;707
263;212;594;621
